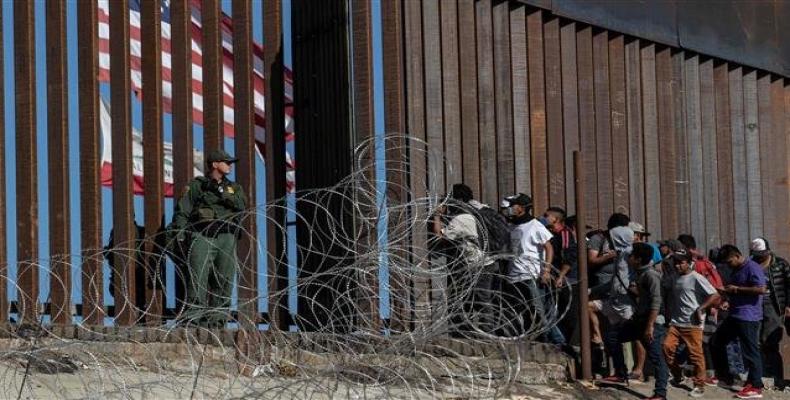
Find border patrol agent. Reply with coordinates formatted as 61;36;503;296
169;149;246;327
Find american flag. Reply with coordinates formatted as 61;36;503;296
97;0;296;193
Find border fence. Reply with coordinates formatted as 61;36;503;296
0;0;788;366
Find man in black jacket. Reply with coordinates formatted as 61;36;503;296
750;238;790;390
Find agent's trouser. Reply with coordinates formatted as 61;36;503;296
663;325;706;387
187;232;237;327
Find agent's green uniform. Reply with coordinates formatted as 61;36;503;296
170;151;246;327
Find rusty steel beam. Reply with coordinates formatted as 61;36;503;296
170;0;193;316
141;0;164;325
14;0;39;324
381;0;409;332
171;1;194;195
46;0;71;325
110;0;137;326
263;0;288;331
232;0;258;330
0;5;7;326
78;0;104;325
351;0;379;332
202;0;223;151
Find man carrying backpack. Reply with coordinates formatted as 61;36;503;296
449;184;511;334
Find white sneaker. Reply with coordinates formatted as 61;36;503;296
689;387;705;398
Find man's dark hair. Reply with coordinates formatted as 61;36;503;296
607;213;630;231
631;242;655;266
719;244;742;259
677;234;697;250
451;183;474;203
546;206;566;218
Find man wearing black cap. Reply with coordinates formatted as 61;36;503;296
500;193;565;345
168;149;246;327
750;238;790;391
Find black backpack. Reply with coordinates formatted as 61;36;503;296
474;206;512;254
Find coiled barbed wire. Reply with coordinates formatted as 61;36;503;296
0;135;575;399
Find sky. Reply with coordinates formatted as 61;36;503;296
1;0;387;324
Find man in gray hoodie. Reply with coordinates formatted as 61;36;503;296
601;241;669;400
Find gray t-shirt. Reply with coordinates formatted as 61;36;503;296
669;271;717;329
588;233;615;288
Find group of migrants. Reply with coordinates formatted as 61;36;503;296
431;183;789;400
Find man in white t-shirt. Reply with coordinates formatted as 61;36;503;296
662;249;720;398
500;193;564;344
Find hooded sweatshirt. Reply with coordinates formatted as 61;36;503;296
604;226;635;322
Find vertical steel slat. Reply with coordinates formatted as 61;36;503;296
684;54;706;246
109;0;137;326
608;34;628;215
714;62;735;245
202;0;223;151
422;0;444;193
170;0;194;317
476;0;497;207
699;58;720;249
441;0;462;187
560;21;579;215
509;5;530;197
641;43;662;237
576;26;598;227
263;0;288;331
527;9;548;212
46;0;71;325
544;16;564;208
770;79;789;255
656;46;678;238
382;0;410;332
493;0;514;199
14;0;39;324
141;0;164;325
0;4;7;326
78;0;104;326
728;66;748;249
625;38;645;225
403;0;430;329
232;0;258;332
592;29;612;227
743;70;762;243
351;0;379;331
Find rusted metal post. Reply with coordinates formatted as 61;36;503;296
0;4;7;327
263;0;288;330
232;0;258;332
170;0;193;316
46;0;71;325
78;0;104;326
351;0;379;332
14;0;39;324
110;0;138;326
574;151;592;380
141;0;164;325
202;0;223;151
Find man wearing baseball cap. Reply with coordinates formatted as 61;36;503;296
500;193;565;345
168;148;246;328
750;238;790;391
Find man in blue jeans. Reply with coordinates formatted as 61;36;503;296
601;242;668;400
711;244;767;399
